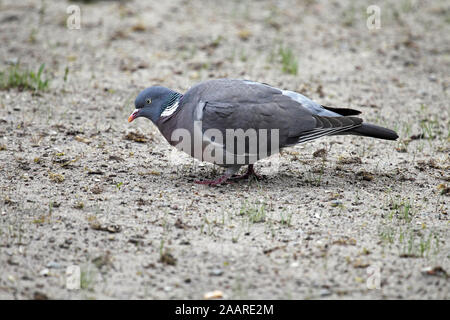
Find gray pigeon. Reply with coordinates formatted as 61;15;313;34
128;79;398;185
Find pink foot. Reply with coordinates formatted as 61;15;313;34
230;165;263;181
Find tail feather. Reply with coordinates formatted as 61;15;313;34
346;123;398;140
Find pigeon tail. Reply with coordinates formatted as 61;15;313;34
346;123;398;140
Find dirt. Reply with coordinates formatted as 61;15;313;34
0;0;449;299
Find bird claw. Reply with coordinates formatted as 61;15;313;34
195;165;263;185
229;165;263;181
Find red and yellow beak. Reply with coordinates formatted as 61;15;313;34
128;109;140;122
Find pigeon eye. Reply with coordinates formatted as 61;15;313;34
146;98;152;104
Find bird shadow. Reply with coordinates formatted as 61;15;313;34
167;163;407;192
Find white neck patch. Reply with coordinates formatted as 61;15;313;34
160;100;179;117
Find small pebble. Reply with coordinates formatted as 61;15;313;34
331;200;342;207
39;268;49;276
209;268;224;276
46;262;62;269
320;289;332;297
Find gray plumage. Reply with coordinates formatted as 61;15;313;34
129;79;398;184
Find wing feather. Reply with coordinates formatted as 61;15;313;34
183;79;363;147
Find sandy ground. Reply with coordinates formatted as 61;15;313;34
0;0;448;299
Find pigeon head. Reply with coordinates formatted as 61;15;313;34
128;86;180;123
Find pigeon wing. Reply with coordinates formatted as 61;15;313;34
190;79;362;147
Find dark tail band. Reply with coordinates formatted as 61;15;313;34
348;123;398;140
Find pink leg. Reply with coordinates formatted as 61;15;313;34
229;165;263;181
194;166;240;186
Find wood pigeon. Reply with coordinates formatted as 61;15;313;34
128;79;398;185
